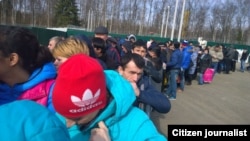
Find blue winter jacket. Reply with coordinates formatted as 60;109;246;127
56;70;167;141
0;100;70;141
181;45;193;69
135;75;171;113
167;48;183;69
0;62;57;112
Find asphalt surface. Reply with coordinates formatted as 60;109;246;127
151;63;250;138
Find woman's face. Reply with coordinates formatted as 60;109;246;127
54;56;68;70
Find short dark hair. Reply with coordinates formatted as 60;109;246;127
174;42;180;48
0;26;53;74
132;39;147;50
120;53;145;69
92;37;106;53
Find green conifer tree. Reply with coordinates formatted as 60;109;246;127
54;0;80;26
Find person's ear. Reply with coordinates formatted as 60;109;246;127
117;66;123;75
9;53;19;66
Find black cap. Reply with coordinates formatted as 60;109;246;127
94;26;108;34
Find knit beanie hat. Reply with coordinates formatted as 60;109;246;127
52;54;107;118
182;40;189;46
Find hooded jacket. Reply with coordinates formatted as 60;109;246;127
0;62;57;112
57;70;167;141
0;100;70;141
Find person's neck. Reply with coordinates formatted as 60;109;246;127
3;67;30;87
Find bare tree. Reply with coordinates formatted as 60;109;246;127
1;0;250;46
146;0;154;34
234;0;250;44
186;0;209;40
209;6;221;42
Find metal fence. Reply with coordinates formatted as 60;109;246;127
1;25;249;51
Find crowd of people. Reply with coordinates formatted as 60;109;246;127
0;25;249;141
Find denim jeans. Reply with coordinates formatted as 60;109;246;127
179;69;185;91
240;59;246;71
197;73;203;85
166;69;179;98
211;62;218;77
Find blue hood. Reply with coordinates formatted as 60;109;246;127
0;62;57;105
0;100;70;141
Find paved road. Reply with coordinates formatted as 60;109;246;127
151;64;250;138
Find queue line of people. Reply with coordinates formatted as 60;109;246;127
0;26;168;140
2;25;247;141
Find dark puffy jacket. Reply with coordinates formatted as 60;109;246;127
167;48;183;69
134;75;171;113
225;47;235;60
197;54;212;74
144;58;162;83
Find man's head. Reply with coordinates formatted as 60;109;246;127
53;54;107;125
131;40;147;57
118;53;145;83
158;42;166;50
48;36;64;51
121;41;132;54
214;45;221;52
169;42;180;51
92;37;106;57
94;26;109;41
181;40;189;48
127;34;136;43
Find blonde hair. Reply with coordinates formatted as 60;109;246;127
52;36;89;58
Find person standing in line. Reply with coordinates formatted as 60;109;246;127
52;54;167;141
0;26;56;112
52;36;90;70
179;40;193;92
48;36;65;51
223;46;235;74
165;42;183;100
196;48;212;85
231;48;239;72
92;37;118;70
118;53;171;114
131;40;163;84
0;100;112;141
240;49;249;72
186;46;199;85
94;26;120;68
0;100;71;141
209;45;224;77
